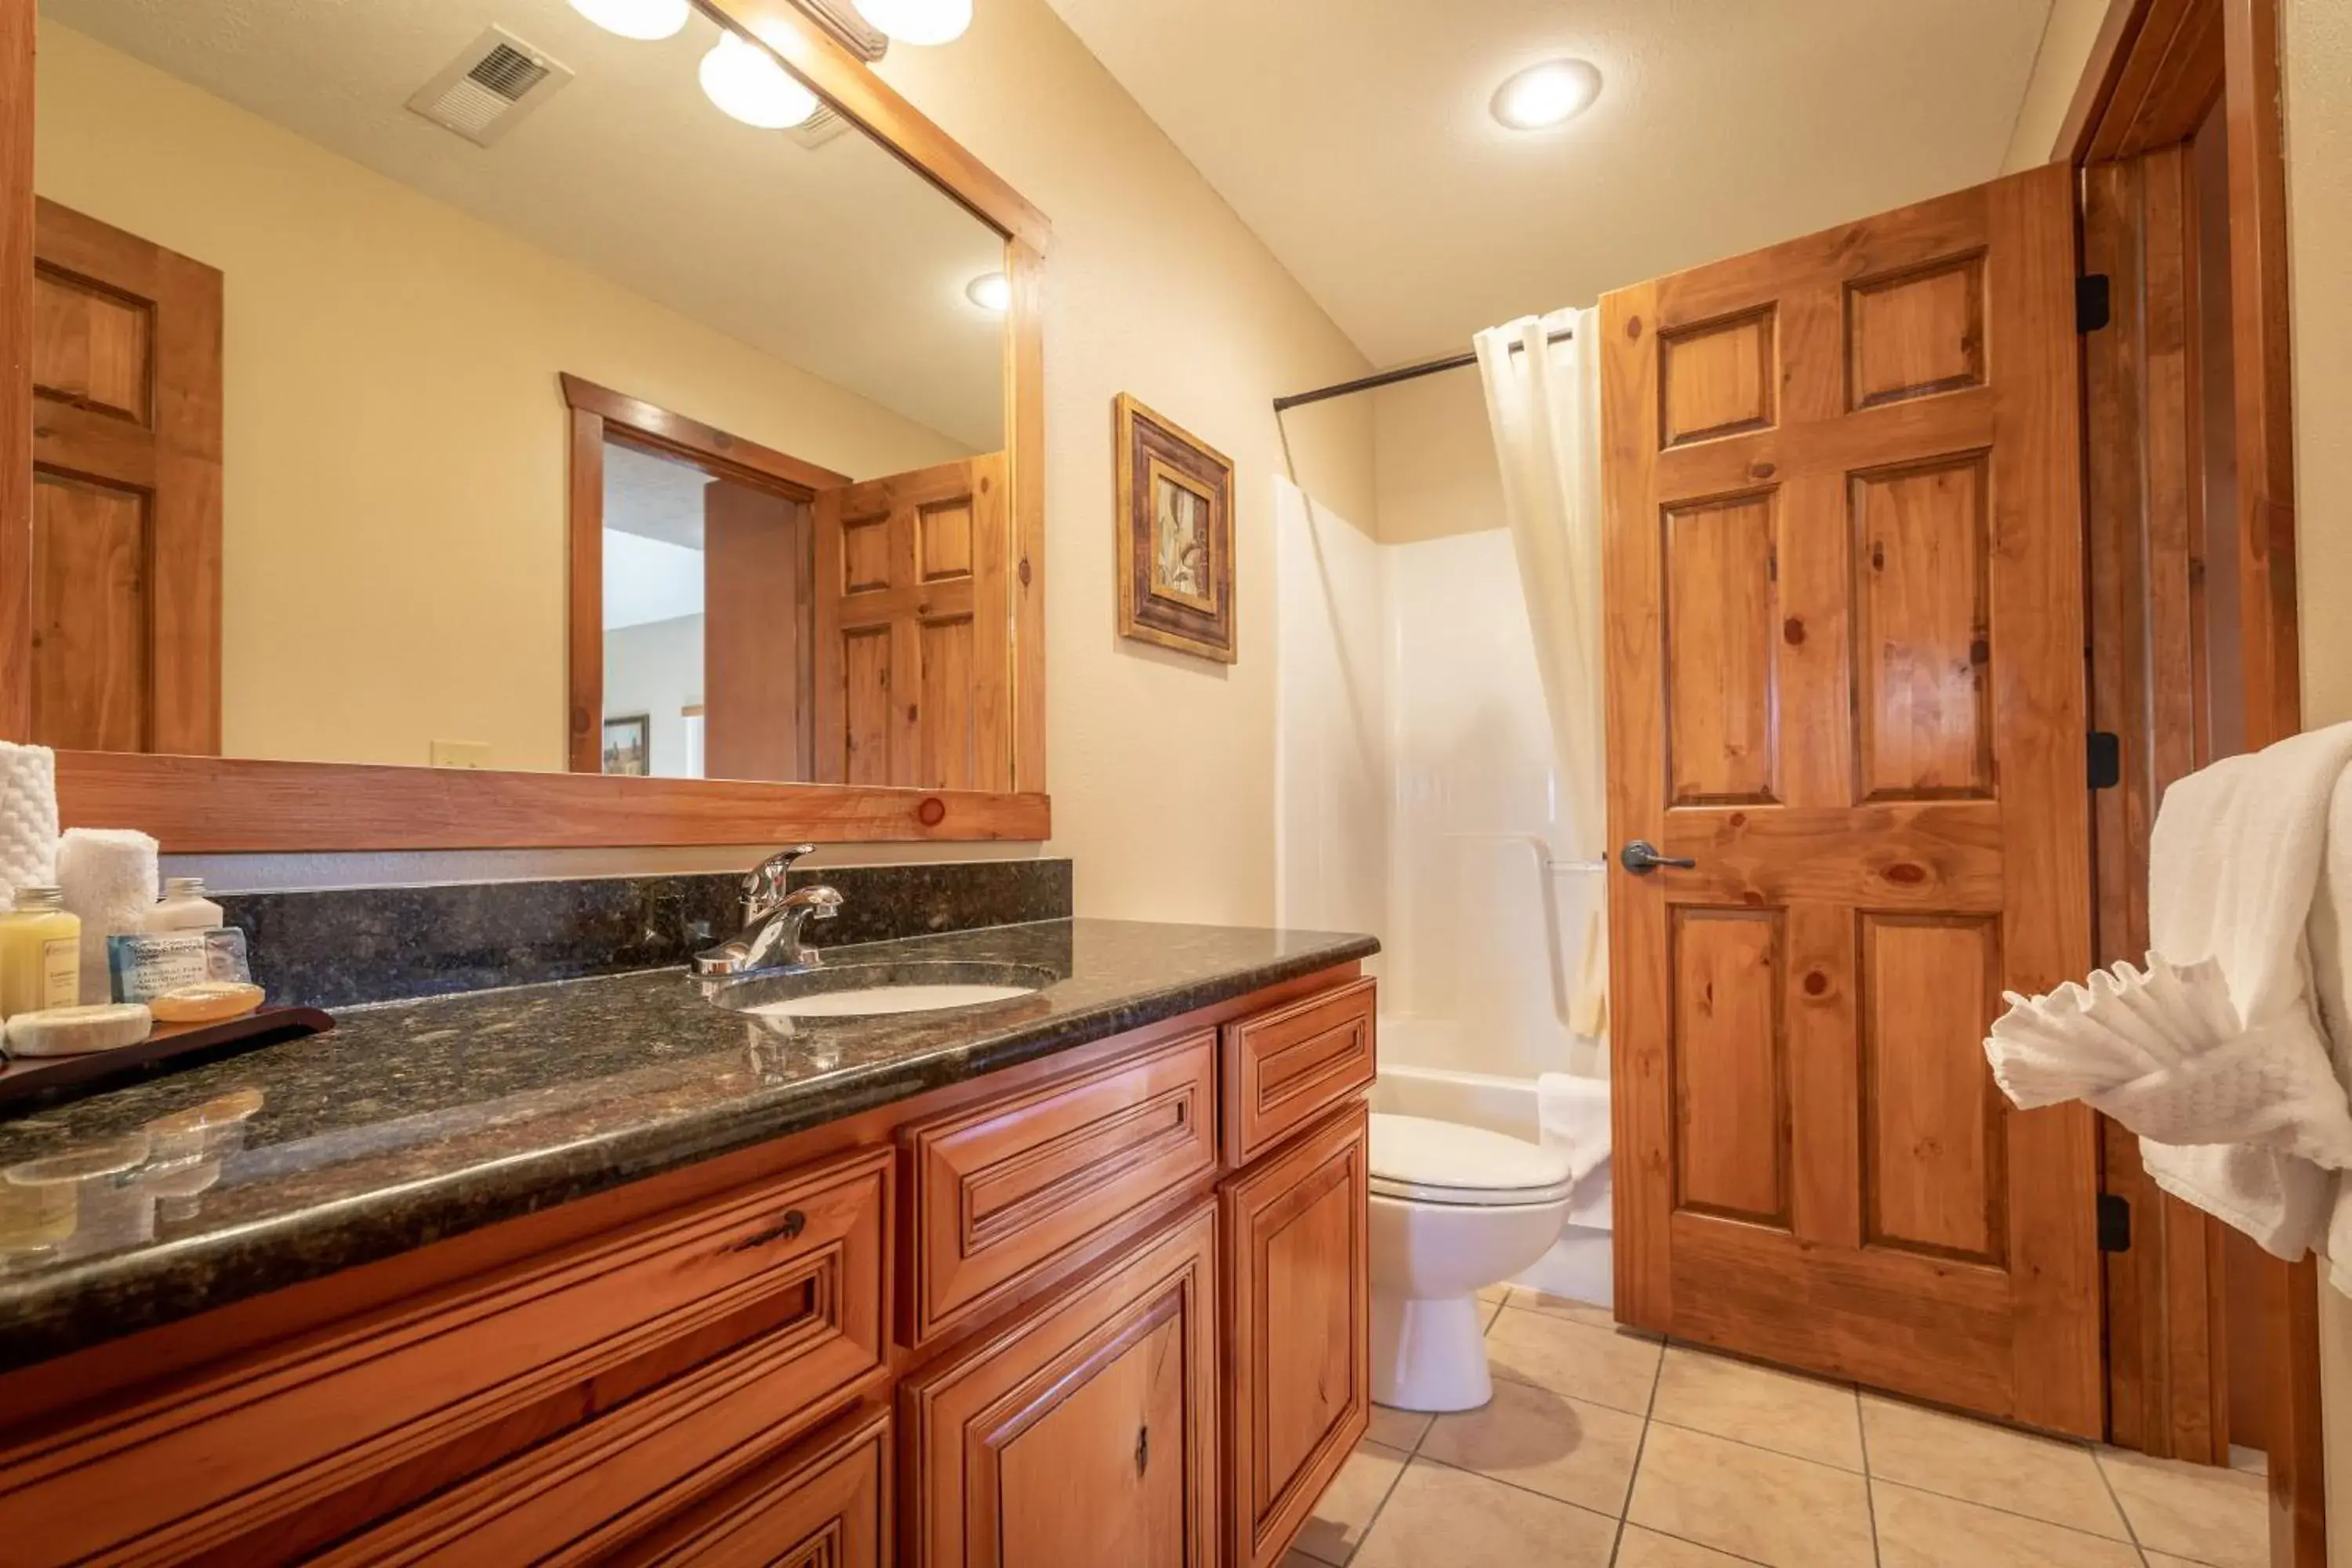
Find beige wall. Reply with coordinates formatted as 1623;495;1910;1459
870;0;1377;923
2000;0;2111;173
2282;0;2352;1553
33;20;968;771
1369;372;1504;546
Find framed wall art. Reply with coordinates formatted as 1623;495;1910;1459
1114;394;1235;662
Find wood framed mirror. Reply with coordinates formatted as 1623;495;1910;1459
0;0;1048;851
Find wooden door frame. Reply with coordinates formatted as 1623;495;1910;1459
2063;0;2318;1560
0;0;1051;851
561;374;848;778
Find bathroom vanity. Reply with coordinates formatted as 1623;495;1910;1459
0;920;1377;1566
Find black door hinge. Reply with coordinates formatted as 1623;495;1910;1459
2088;731;2122;789
2078;274;2112;333
2098;1192;2132;1253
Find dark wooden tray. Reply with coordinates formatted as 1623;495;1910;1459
0;1006;334;1110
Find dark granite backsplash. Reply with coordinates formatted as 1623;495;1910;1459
220;858;1072;1009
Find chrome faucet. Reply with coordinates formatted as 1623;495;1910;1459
692;844;844;978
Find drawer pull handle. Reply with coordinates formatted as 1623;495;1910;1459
730;1209;808;1251
1135;1423;1149;1475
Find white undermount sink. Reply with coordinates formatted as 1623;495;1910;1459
703;960;1058;1020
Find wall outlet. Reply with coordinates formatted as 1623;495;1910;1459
430;739;492;769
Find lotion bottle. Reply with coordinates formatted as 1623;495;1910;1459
0;886;81;1020
144;877;224;934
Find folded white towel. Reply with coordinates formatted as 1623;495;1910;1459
1536;1070;1610;1186
2140;722;2352;1261
57;829;158;1006
0;742;59;904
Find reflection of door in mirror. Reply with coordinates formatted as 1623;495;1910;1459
28;198;222;754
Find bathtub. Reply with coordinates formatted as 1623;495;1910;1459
1369;1050;1614;1308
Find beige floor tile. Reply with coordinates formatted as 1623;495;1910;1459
1627;1421;1875;1568
1363;1403;1433;1454
1507;1286;1663;1338
1860;1393;2128;1539
1651;1345;1863;1471
2100;1446;2268;1568
1873;1479;2143;1567
1350;1457;1617;1568
1479;1293;1506;1330
1289;1440;1408;1566
1478;1282;1510;1303
1417;1374;1646;1515
2147;1557;2223;1568
1612;1526;1759;1566
1485;1303;1663;1416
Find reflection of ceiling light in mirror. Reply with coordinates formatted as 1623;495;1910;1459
1490;58;1602;131
699;32;820;129
966;271;1011;314
853;0;972;46
566;0;690;40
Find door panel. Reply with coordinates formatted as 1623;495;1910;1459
1602;163;2100;1435
702;478;810;782
28;198;222;755
811;454;1009;791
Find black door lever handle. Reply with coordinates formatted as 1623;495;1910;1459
1621;840;1697;874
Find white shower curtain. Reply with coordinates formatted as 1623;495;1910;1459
1475;306;1608;1034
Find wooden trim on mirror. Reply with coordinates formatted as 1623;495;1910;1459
699;0;1051;256
56;753;1047;853
5;0;1052;849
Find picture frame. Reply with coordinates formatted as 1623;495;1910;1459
1114;394;1236;662
601;713;651;777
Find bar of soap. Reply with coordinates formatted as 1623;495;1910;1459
150;982;265;1025
5;1002;153;1057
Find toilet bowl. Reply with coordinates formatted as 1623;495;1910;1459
1367;1112;1578;1413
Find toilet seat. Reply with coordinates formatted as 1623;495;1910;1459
1367;1112;1578;1208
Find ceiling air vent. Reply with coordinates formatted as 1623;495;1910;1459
789;102;856;151
406;27;573;147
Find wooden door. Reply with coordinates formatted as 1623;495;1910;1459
900;1202;1218;1568
1221;1102;1368;1568
811;453;1008;791
703;476;811;782
1601;163;2101;1435
29;198;221;753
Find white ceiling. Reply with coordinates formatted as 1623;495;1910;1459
43;0;1007;448
1045;0;2056;365
604;442;709;628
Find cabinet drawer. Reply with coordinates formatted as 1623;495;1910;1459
900;1029;1218;1346
1223;978;1376;1164
0;1145;891;1567
609;1402;889;1568
901;1202;1219;1568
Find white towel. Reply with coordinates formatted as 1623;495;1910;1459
0;742;59;905
1537;1070;1612;1231
2140;723;2352;1263
57;829;158;1006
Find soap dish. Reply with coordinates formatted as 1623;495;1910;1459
0;1006;334;1112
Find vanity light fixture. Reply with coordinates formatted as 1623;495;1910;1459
1490;57;1602;131
565;0;690;41
965;270;1011;313
699;31;820;129
852;0;972;46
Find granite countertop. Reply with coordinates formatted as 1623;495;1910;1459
0;918;1375;1373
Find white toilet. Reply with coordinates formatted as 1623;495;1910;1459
1367;1112;1579;1412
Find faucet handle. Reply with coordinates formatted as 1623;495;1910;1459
743;844;817;919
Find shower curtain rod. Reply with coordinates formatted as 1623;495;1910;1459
1271;325;1575;413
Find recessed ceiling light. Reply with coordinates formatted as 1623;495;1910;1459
566;0;690;41
1491;58;1602;132
966;271;1011;313
853;0;973;46
699;31;820;129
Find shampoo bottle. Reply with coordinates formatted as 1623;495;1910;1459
0;886;81;1020
144;877;224;934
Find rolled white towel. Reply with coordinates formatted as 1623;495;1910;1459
1985;951;2352;1170
0;742;59;904
57;829;159;1005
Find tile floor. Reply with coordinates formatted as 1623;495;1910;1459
1287;1286;2269;1568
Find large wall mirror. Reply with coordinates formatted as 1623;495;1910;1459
14;0;1047;846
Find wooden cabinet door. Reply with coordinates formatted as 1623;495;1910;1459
1221;1102;1369;1568
29;198;222;753
1601;162;2100;1434
901;1202;1218;1568
811;454;1009;790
